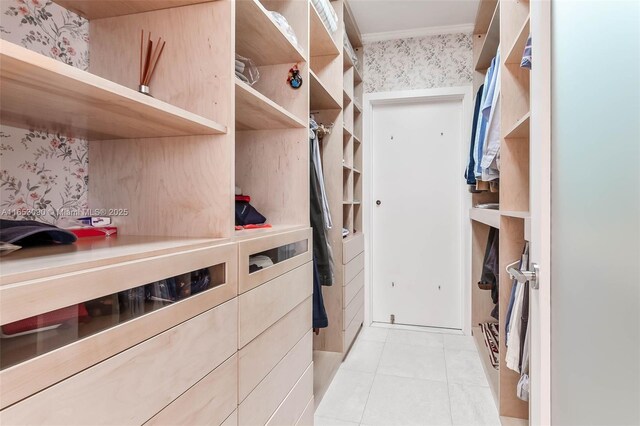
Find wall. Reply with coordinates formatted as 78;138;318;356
0;0;88;224
363;32;473;93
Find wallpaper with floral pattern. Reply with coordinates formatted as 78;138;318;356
0;0;88;223
363;32;473;93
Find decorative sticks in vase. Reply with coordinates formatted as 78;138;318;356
139;30;166;96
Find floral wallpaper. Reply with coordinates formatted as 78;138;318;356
0;0;89;223
363;32;473;93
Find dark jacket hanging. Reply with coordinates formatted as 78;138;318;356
310;137;333;286
313;256;329;329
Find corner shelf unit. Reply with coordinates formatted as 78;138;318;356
309;0;365;407
470;0;532;422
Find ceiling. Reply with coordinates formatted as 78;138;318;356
349;0;480;41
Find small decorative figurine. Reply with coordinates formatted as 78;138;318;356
287;64;303;89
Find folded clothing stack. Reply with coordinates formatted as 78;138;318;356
343;27;358;67
311;0;338;33
270;11;304;54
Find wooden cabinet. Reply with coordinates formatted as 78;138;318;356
0;300;238;425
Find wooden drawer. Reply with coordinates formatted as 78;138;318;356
146;353;237;426
342;233;364;264
343;252;364;285
239;331;312;426
0;299;238;426
239;262;312;348
344;269;364;307
296;397;314;426
343;287;364;331
239;297;311;401
0;242;238;409
344;304;364;351
266;362;313;426
238;228;312;293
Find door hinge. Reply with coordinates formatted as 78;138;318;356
390;314;395;324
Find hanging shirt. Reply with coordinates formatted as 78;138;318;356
480;48;501;181
465;84;484;185
506;281;524;372
474;58;496;179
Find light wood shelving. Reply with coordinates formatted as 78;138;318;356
236;79;306;130
470;0;532;421
310;70;341;110
310;1;340;56
54;0;210;19
236;0;306;66
0;40;226;140
475;1;500;70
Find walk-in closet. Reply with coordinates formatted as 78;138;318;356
1;0;639;425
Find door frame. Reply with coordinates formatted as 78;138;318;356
363;86;473;334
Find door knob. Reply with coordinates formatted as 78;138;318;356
506;261;540;289
376;200;382;206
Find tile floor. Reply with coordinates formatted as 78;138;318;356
315;326;500;426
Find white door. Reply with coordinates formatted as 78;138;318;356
371;98;464;329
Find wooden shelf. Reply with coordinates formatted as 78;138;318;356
343;50;355;70
54;0;209;19
310;1;340;57
0;40;227;140
343;1;363;48
233;224;307;242
343;164;352;171
354;102;362;115
343;126;353;137
353;168;361;174
501;210;530;219
0;235;227;286
505;111;530;139
506;15;530;65
473;0;499;34
310;71;341;110
235;79;306;130
353;66;363;84
475;2;500;71
469;208;501;229
353;135;361;144
343;88;352;105
472;326;499;407
236;0;306;66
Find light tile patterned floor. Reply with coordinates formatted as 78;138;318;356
315;326;500;426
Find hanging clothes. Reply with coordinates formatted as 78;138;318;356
310;122;335;286
465;84;485;186
310;118;333;229
506;243;529;341
312;256;328;329
474;57;496;179
480;47;502;181
478;227;500;320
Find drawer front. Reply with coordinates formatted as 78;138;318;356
343;252;364;285
239;297;311;401
238;228;312;294
344;269;364;308
295;397;314;426
343;287;364;331
344;304;364;351
0;299;238;426
342;234;364;264
0;244;238;410
146;354;237;426
239;262;312;348
239;331;312;426
266;362;313;426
